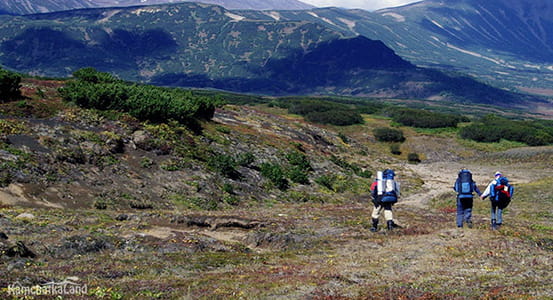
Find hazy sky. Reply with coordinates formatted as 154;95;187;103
300;0;421;11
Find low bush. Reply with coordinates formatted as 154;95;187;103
459;114;553;146
387;107;467;128
59;68;218;124
207;153;239;178
390;143;401;155
373;127;405;143
260;163;289;190
0;67;21;102
287;99;364;126
407;152;421;163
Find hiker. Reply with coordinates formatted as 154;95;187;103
370;169;400;232
453;168;481;228
481;171;514;229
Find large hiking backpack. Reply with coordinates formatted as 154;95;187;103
379;169;398;204
492;176;514;209
455;169;474;197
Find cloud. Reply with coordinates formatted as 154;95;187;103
300;0;420;11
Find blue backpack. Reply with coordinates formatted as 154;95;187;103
380;169;398;204
455;169;474;197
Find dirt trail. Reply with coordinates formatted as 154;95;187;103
399;161;534;209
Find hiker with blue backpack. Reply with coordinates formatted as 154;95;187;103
481;171;514;230
369;169;400;232
453;169;481;228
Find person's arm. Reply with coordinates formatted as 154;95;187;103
473;182;482;196
453;179;459;193
481;180;494;199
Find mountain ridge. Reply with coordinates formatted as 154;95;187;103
0;0;314;15
0;2;547;109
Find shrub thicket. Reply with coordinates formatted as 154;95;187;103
260;163;289;190
0;67;22;102
59;68;217;124
373;127;405;143
287;99;364;126
459;114;553;146
388;107;467;128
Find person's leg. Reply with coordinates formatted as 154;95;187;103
370;205;382;232
456;197;464;227
496;208;503;226
464;197;473;228
383;203;394;230
490;202;498;229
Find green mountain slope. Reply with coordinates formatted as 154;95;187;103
236;0;553;95
0;3;546;107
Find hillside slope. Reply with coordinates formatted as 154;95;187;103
0;78;552;299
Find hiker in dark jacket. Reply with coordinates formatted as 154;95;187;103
453;168;481;228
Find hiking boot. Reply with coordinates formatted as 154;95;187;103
467;221;473;228
491;219;497;230
370;218;378;232
387;220;394;231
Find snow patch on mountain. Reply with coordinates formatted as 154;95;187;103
225;12;245;21
381;12;405;22
265;11;281;21
307;11;336;26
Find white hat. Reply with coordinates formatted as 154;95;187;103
494;171;502;177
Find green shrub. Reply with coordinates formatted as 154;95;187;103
315;174;336;191
287;99;363;126
207;154;238;178
373;127;405;143
236;152;255;167
459;114;553;146
407;153;421;163
390;143;401;155
287;166;310;184
0;68;21;102
59;68;217;124
338;132;349;144
387;107;466;128
285;151;312;171
222;183;234;194
260;163;288;190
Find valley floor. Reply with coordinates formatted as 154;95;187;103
0;79;552;299
1;156;552;299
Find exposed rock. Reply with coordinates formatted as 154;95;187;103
15;213;35;220
172;215;264;230
131;130;153;150
55;234;122;258
115;214;129;221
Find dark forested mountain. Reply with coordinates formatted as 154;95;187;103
235;0;553;95
0;0;313;15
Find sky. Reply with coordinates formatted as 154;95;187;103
299;0;421;11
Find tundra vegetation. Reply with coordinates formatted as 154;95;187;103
0;69;551;299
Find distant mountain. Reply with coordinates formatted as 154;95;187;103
236;0;553;95
0;2;546;107
0;0;314;15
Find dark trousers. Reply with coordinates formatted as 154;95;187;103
456;196;473;227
